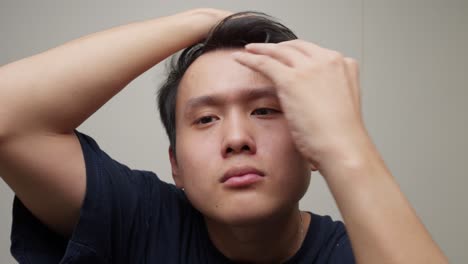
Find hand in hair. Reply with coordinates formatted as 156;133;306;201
232;40;364;173
233;40;449;264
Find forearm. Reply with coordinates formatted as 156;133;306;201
232;29;447;263
0;9;220;137
320;139;448;263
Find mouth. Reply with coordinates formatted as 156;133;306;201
220;166;265;188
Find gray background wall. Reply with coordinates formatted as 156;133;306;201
0;0;466;262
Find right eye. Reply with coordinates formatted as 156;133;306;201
195;116;217;125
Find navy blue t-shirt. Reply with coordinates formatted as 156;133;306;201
10;130;355;263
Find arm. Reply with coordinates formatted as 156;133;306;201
0;8;229;136
0;8;229;237
233;40;448;263
320;134;449;263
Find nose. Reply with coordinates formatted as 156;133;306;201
221;112;257;158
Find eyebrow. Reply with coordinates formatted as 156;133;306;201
184;87;278;118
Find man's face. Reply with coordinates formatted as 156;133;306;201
171;49;311;225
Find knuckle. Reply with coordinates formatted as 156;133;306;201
294;39;306;45
295;68;311;81
345;57;358;65
303;60;322;74
345;57;360;74
328;51;344;64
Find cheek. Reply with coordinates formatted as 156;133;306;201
175;131;225;217
257;122;311;194
176;130;220;187
257;121;302;159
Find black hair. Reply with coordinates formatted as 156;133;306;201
157;11;297;154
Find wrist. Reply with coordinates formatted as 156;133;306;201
138;9;226;55
175;8;231;38
312;133;383;180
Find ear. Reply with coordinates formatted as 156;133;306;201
169;147;184;189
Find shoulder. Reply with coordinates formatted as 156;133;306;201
11;130;191;263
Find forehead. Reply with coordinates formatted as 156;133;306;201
177;49;273;105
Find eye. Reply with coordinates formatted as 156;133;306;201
251;108;279;116
195;115;218;125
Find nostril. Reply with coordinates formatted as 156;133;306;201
225;145;250;155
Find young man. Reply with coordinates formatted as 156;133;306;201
0;9;447;264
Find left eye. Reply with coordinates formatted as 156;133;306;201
251;108;278;115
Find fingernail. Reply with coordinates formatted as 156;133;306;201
245;43;256;49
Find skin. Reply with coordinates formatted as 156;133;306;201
170;49;313;262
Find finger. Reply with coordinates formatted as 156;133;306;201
279;39;327;58
244;43;307;67
232;51;292;84
344;57;362;115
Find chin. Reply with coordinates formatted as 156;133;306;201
186;186;304;226
211;200;289;227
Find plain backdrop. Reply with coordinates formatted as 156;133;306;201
0;0;467;263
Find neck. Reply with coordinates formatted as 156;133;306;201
205;207;310;263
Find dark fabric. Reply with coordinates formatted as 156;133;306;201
10;130;355;263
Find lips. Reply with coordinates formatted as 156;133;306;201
220;166;265;183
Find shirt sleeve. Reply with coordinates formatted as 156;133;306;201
10;130;168;263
